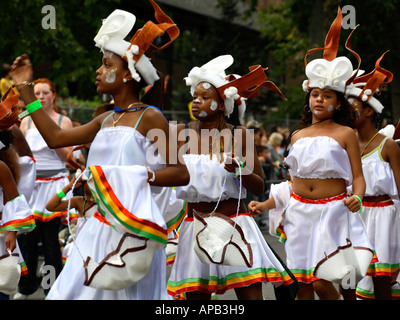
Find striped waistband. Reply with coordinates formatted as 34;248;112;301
363;200;394;207
35;175;66;182
291;192;347;204
185;212;252;222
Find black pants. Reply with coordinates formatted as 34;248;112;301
17;218;63;295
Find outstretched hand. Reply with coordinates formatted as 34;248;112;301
11;54;33;84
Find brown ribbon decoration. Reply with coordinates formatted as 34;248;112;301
217;65;286;105
352;50;393;102
125;0;180;64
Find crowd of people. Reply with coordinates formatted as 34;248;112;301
0;1;399;301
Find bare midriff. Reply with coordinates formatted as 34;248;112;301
187;198;247;218
292;177;347;200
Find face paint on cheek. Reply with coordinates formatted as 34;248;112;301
198;111;208;117
210;100;218;111
328;105;334;112
105;68;118;83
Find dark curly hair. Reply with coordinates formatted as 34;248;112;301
298;89;357;130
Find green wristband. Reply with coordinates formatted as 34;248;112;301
233;161;244;178
57;189;66;199
352;194;363;213
25;100;42;114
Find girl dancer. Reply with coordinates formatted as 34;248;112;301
0;86;35;299
167;55;293;300
281;8;373;300
346;52;400;299
12;0;188;300
16;78;72;298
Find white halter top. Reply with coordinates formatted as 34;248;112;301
361;137;398;197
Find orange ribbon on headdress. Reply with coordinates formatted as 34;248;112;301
304;7;343;66
0;85;20;130
303;6;361;91
217;65;286;105
125;0;179;63
352;50;393;102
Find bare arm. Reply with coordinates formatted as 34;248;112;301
382;138;400;198
12;54;103;148
140;109;190;187
46;177;84;215
248;197;276;216
343;128;365;212
0;162;20;251
11;125;33;157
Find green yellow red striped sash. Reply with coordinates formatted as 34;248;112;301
90;165;167;245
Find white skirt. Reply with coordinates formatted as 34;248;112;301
46;215;170;300
29;172;71;222
356;200;400;299
167;213;293;297
283;192;374;283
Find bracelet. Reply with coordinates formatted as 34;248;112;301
233;160;244;178
16;81;34;87
352;194;363;213
25;100;42;114
57;189;66;199
146;167;155;183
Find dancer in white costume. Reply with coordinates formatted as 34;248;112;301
167;55;293;300
12;0;188;300
0;87;35;299
16;78;72;297
346;52;400;300
281;8;374;300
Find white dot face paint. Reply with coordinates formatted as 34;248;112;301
202;82;211;90
105;68;118;84
194;98;201;103
210;100;218;111
198;111;208;118
328;105;334;112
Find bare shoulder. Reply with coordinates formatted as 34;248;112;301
382;136;400;160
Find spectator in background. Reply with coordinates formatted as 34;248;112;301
266;132;284;179
0;63;15;97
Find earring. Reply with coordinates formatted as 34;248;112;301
123;78;128;83
304;105;311;112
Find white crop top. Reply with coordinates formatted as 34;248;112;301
175;153;246;203
361;137;398;197
285;136;353;186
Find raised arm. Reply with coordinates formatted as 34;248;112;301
12;55;103;148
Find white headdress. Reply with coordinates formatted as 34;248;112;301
346;51;393;113
302;7;360;94
94;0;179;86
185;55;286;120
